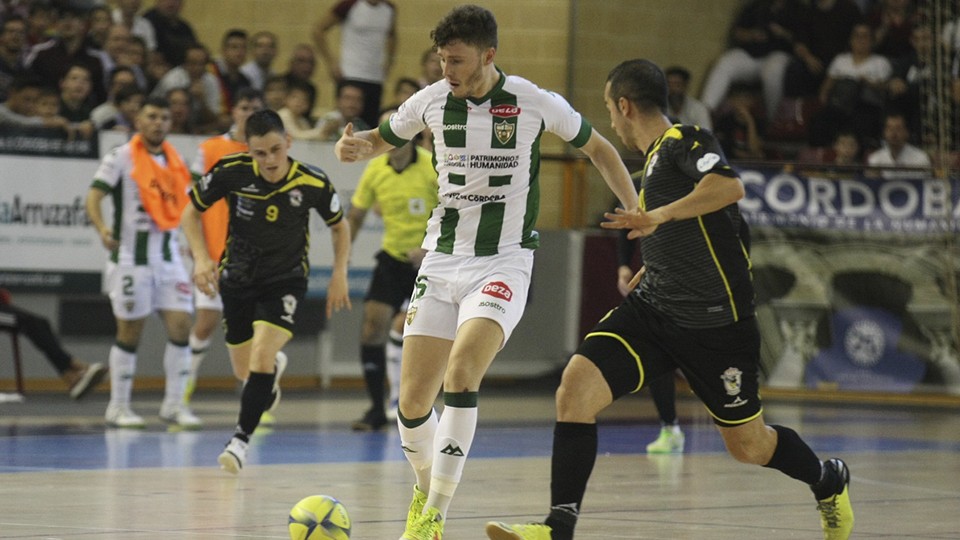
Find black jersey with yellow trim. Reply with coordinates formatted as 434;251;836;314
635;124;754;329
190;153;343;288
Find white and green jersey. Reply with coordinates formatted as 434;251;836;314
90;143;184;266
380;70;592;256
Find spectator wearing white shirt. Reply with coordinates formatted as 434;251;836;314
867;112;931;179
665;65;712;130
112;0;156;52
150;43;220;123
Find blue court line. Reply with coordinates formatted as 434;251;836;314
0;423;956;472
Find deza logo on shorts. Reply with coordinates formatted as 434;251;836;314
481;281;513;301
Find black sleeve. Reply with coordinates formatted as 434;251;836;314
616;229;638;267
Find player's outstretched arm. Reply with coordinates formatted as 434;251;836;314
181;204;218;298
579;128;638;212
326;219;352;318
334;123;394;163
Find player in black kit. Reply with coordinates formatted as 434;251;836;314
181;109;351;474
486;59;853;540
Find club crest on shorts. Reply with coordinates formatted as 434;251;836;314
281;294;297;324
481;281;513;301
721;367;742;396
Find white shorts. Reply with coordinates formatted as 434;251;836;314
193;284;224;311
403;250;533;348
105;261;194;320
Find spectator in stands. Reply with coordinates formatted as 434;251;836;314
57;63;95;138
865;0;917;61
143;0;197;67
713;83;767;161
281;43;318;114
314;0;397;128
91;66;138;128
0;16;28;102
86;5;112;51
316;81;369;141
111;0;156;53
151;43;221;123
165;85;216;135
240;31;277;91
867;111;931;178
0;0;29;21
34;84;60;124
165;86;193;133
262;74;287;112
96;24;132;85
24;2;107;106
784;0;862;102
210;29;251;123
25;2;57;47
98;83;145;133
700;0;805;119
277;79;323;140
418;47;442;87
392;76;421;106
797;129;862;167
814;23;892;149
0;74;68;129
0;288;108;400
665;65;712;130
888;24;932;142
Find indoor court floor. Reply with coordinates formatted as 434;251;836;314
0;383;958;539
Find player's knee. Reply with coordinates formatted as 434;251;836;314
555;355;609;421
722;430;774;465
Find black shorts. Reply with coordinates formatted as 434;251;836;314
575;294;763;426
365;250;418;312
220;278;307;345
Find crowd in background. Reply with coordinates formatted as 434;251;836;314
698;0;953;171
0;0;953;170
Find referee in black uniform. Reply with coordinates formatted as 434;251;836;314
487;59;853;540
181;109;351;474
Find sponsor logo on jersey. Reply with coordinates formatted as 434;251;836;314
494;119;515;145
646;153;659;177
478;300;506;313
489;104;521;118
288;188;303;207
448;192;506;203
240;183;259;192
482;281;513;301
330;193;341;213
443;123;468;131
697;152;721;173
443;152;469;168
469;154;519;169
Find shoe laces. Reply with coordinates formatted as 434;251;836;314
817;496;841;528
408;509;442;540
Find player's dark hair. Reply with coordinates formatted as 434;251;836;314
115;83;145;105
245;109;286;138
143;96;170;110
431;4;497;50
234;86;264;105
664;65;691;83
607;59;667;114
222;28;247;45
